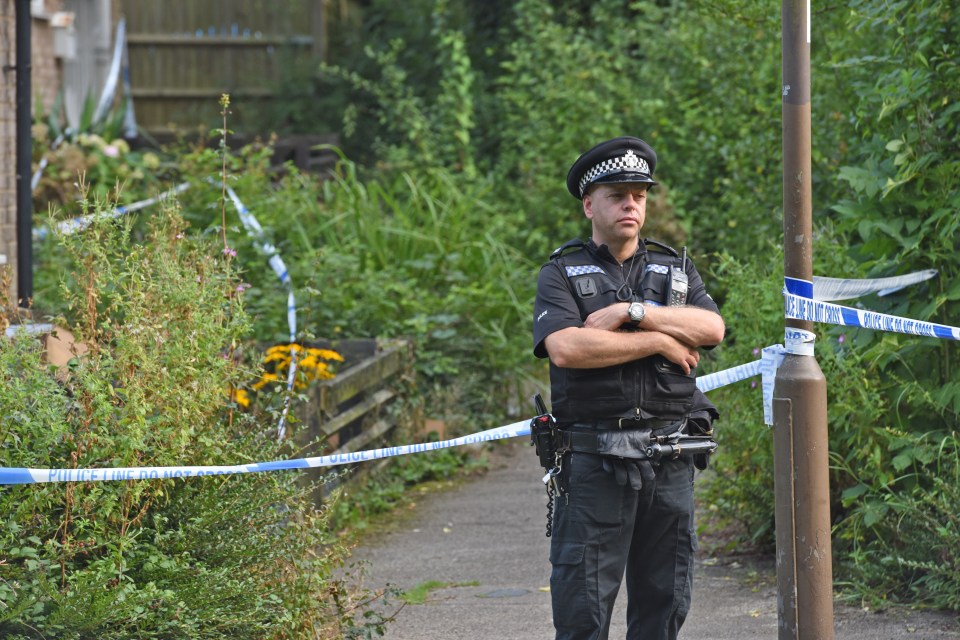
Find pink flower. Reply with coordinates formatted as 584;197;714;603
222;247;237;258
838;334;846;344
752;347;761;356
751;381;757;389
103;145;120;158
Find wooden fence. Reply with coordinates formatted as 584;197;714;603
294;338;416;506
118;0;329;133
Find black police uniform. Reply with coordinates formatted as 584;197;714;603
532;137;721;640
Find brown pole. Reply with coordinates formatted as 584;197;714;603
775;2;834;639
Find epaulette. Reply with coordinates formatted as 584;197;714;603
643;238;680;257
549;239;587;260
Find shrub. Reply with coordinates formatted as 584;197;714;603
0;199;388;638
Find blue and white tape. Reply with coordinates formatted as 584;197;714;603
696;358;761;393
33;182;192;240
92;17;126;127
813;270;938;301
222;185;300;441
694;346;787;426
785;277;960;341
32;178;302;441
1;352;791;485
0;421;531;486
5;323;54;338
760;345;787;425
784;327;816;356
120;18;138;140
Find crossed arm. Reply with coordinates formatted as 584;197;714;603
544;302;725;374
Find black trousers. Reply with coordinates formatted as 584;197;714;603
549;452;697;640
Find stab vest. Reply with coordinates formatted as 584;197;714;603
547;238;698;423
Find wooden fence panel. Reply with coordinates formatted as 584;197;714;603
118;0;325;133
294;339;417;507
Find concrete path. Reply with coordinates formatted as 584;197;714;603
351;440;959;640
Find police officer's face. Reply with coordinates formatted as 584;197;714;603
583;183;647;247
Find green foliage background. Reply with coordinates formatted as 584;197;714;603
3;207;393;637
18;0;960;623
284;0;960;609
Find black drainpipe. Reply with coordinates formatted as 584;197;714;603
15;0;33;308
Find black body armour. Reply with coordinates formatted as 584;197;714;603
547;239;698;424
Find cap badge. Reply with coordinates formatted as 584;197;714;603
623;150;640;168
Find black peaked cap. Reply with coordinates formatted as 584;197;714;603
566;136;658;200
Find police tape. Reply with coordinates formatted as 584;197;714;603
784;289;960;341
0;421;531;486
813;270;938;301
221;184;300;441
693;346;786;426
30;177;301;441
33;182;192;240
92;17;127;127
1;351;792;485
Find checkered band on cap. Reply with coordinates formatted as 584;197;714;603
578;150;651;196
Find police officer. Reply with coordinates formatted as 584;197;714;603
532;136;725;640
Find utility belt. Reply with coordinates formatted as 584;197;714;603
557;422;684;461
530;398;718;471
529;394;718;537
566;417;678;431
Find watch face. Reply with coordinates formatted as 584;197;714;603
629;302;644;322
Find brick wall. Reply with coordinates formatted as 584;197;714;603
0;0;67;306
1;0;16;305
31;0;63;112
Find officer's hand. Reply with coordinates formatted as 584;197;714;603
583;303;631;331
660;335;700;374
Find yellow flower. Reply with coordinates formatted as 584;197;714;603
254;344;342;393
308;347;344;362
229;387;250;408
252;372;281;391
263;350;291;365
265;344;290;355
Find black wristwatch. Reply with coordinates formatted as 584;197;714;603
627;301;646;325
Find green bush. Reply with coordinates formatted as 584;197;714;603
170;143;539;423
699;226;959;607
0;202;387;638
24;0;959;612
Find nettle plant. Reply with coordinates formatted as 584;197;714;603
0;197;388;638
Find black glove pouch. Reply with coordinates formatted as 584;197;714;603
602;458;655;491
595;429;653;459
597;429;657;490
